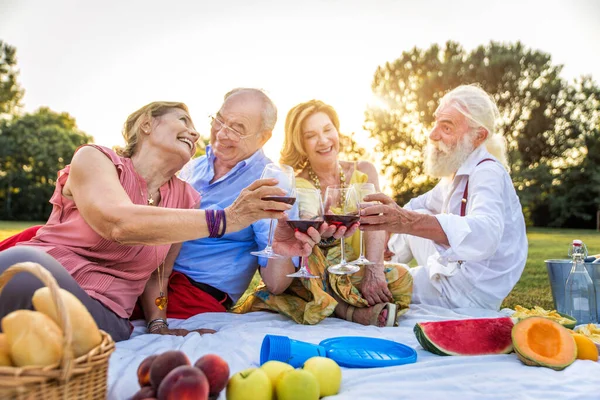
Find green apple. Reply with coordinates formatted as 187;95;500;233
226;367;272;400
302;356;342;397
275;369;319;400
260;361;294;399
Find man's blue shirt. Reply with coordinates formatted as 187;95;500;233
174;145;271;302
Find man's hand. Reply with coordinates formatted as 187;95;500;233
360;266;393;306
359;193;417;234
360;193;449;246
272;218;321;257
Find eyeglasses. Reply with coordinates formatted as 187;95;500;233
209;114;259;143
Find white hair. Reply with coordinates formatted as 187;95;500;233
224;88;278;131
437;84;509;169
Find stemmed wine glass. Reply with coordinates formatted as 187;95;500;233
324;185;360;275
350;183;376;266
286;188;324;278
251;163;296;259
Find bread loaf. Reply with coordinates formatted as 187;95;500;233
32;287;102;357
1;310;63;367
0;333;12;366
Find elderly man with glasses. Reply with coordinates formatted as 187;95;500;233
157;88;291;323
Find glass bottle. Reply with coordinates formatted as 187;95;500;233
565;239;598;324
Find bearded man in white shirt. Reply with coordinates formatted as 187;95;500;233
360;84;527;310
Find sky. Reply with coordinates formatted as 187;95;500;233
1;0;599;168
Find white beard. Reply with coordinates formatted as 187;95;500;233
425;133;476;178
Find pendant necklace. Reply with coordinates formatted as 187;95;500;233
138;176;167;309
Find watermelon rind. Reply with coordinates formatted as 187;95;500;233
413;317;514;356
557;312;577;330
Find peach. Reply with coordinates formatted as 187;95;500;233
149;351;191;389
137;355;158;387
157;365;209;400
130;385;156;400
193;354;230;396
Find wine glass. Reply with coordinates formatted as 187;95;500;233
251;163;296;259
324;185;360;275
350;183;376;266
286;188;324;279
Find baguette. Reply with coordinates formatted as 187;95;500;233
32;287;102;357
1;310;63;367
0;333;12;366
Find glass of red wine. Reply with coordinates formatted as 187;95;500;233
324;185;360;275
251;163;296;259
286;188;324;279
350;183;376;266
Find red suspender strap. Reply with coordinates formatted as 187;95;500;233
460;158;496;217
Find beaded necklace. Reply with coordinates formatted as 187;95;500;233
307;163;346;190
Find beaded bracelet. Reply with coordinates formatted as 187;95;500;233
206;209;227;238
147;317;169;330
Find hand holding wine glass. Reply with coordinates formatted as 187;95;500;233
351;183;376;266
250;163;296;259
285;188;324;278
324;185;360;275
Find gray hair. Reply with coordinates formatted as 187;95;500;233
438;84;509;169
224;88;277;132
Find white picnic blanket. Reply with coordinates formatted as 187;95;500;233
108;305;600;400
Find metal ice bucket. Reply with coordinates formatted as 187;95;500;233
545;259;600;324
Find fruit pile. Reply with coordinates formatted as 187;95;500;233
133;351;230;400
226;357;342;400
414;314;599;371
0;287;102;367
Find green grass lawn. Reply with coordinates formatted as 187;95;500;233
1;221;598;311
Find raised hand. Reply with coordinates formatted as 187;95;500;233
225;178;292;229
272;218;321;258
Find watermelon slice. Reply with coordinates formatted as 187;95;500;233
414;317;514;356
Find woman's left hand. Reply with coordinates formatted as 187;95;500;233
272;218;322;257
320;221;359;240
153;327;216;336
360;266;393;306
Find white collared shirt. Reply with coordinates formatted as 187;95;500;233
405;146;528;306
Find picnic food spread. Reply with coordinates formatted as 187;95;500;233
132;351;341;400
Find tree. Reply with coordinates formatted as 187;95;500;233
0;108;93;220
365;41;598;227
0;41;24;119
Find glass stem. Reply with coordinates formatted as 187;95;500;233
339;236;346;265
265;219;275;251
358;230;365;259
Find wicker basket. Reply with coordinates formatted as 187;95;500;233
0;262;115;399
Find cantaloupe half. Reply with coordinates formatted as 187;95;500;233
512;316;577;371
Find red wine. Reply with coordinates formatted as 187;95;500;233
287;220;324;233
262;196;296;205
325;214;359;228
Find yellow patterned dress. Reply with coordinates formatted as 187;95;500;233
232;170;413;325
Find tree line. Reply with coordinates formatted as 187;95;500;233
1;40;598;227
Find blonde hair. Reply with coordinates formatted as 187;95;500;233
280;100;340;170
114;101;190;158
438;84;509;169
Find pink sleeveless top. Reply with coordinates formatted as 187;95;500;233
19;145;201;318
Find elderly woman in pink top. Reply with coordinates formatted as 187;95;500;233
0;101;317;342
